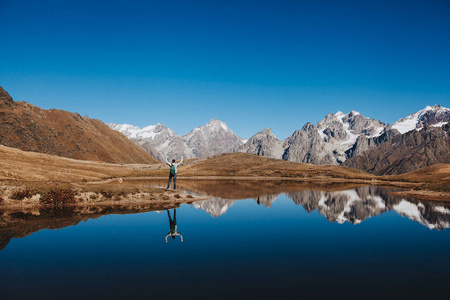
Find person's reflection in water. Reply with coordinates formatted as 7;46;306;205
165;209;183;243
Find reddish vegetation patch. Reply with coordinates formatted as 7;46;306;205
41;189;76;206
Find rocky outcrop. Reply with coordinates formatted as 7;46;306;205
345;125;401;158
236;128;283;159
0;86;157;164
0;86;14;106
344;124;450;175
282;122;334;164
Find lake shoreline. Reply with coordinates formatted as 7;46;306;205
0;181;209;210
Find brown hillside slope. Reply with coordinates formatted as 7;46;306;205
381;163;450;193
0;144;147;181
0;86;157;164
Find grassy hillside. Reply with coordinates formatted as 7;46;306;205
0;86;157;164
173;153;374;179
381;164;450;193
0;147;374;182
0;145;145;181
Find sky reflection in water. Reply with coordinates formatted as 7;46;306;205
1;185;450;299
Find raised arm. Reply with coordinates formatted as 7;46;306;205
175;156;183;166
165;233;170;243
165;157;171;166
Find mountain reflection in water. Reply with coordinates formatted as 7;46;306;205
190;185;450;230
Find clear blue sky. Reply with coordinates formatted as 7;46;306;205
1;0;449;139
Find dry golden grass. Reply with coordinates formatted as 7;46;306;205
0;147;374;182
381;163;450;182
0;144;153;182
382;164;450;193
158;153;375;180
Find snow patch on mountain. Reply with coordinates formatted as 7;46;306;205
432;121;448;128
392;105;450;134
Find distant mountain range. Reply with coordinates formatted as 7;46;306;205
109;104;450;174
0;86;157;164
108;119;245;162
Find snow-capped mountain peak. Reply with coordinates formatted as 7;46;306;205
392;104;450;134
317;110;385;142
108;122;174;140
107;123;142;139
334;111;345;118
109;118;243;162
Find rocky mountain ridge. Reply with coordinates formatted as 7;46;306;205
239;110;395;165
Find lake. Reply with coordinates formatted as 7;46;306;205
1;182;449;299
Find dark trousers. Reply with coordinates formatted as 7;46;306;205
167;173;177;189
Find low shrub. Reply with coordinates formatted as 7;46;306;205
100;190;113;199
11;189;33;200
40;188;76;206
89;193;98;200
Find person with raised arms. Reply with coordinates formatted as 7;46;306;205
165;156;183;190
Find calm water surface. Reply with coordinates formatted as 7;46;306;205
1;184;449;299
